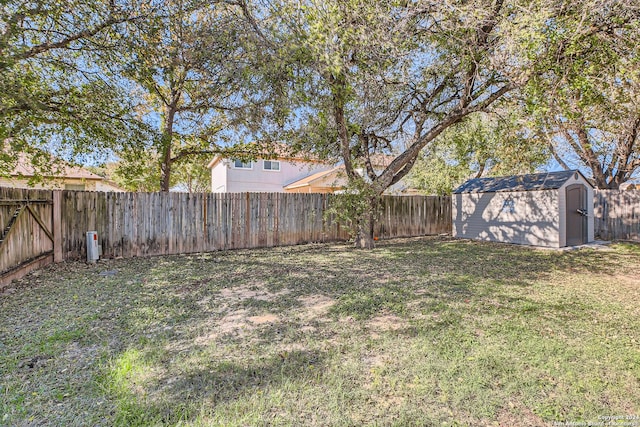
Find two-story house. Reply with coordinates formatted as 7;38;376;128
207;147;337;193
208;146;420;194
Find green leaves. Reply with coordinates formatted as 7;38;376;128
522;0;640;187
1;0;152;177
407;111;549;195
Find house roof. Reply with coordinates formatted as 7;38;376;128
11;152;105;180
452;170;592;194
283;167;345;190
620;181;640;190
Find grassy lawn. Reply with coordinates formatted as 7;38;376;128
1;237;639;426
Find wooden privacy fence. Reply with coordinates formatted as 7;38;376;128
59;192;452;259
594;189;640;241
1;188;451;285
60;192;346;259
376;195;451;239
4;186;638;286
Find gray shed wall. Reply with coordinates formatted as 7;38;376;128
452;189;561;247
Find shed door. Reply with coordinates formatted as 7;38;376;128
566;184;588;246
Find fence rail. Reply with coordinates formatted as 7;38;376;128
2;186;638;286
594;189;640;241
61;192;346;259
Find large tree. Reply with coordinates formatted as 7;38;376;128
108;0;259;191
525;1;640;188
244;0;570;247
0;0;149;178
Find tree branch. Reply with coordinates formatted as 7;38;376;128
14;12;144;61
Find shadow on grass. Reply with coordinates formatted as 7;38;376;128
103;346;326;426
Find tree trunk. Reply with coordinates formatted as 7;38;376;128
354;216;375;249
160;154;172;192
353;196;378;249
159;104;178;192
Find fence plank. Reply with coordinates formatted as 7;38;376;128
594;189;640;241
0;187;53;283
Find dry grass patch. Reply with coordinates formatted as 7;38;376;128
297;294;336;321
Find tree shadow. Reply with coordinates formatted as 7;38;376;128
109;348;326;425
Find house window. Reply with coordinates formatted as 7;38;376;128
263;160;280;171
233;159;253;169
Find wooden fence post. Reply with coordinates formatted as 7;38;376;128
53;190;63;262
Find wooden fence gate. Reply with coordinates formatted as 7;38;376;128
0;188;61;287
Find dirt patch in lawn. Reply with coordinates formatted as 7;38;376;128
247;314;279;324
614;273;640;285
194;309;281;344
496;402;547;427
297;294;336;320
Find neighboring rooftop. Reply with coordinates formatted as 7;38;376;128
453;170;591;194
283;167;344;191
10;152;104;180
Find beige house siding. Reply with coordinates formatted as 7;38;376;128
210;162;228;192
0;177;74;189
453;189;561;247
0;177;123;192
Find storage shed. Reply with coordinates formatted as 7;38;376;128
452;170;594;248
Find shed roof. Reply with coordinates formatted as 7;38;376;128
453;170;591;194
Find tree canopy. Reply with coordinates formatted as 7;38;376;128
407;111;549;195
108;0;255;191
1;0;151;177
524;0;640;188
2;0;639;243
243;0;584;246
